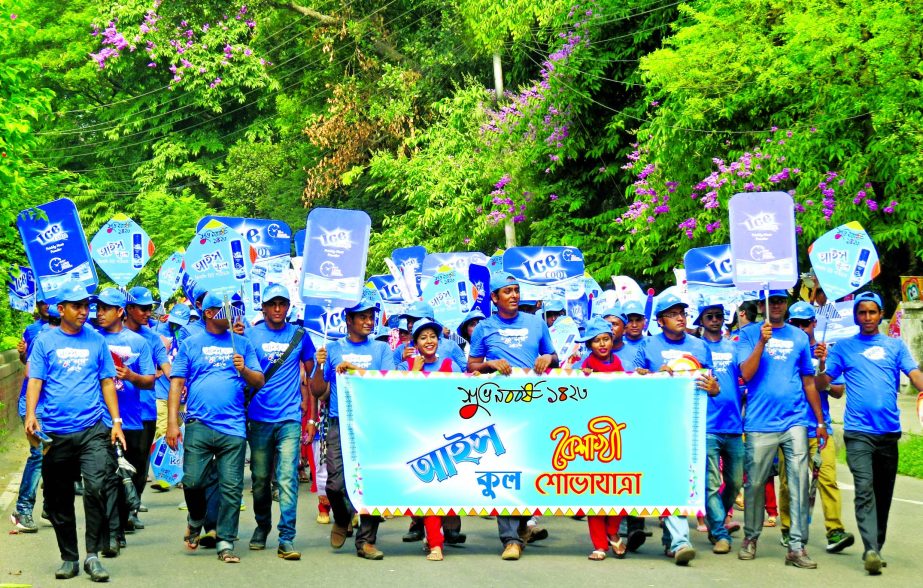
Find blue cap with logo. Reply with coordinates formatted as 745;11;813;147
599;305;627;324
201;292;246;320
126;286;155;306
543;298;566;313
489;271;520;293
577;316;614;343
787;301;816;321
168;303;191;325
96;287;127;308
853;291;883;324
54;281;94;304
400;300;434;320
654;293;688;317
621;299;645;317
766;289;789;299
261;283;291;304
693;301;725;326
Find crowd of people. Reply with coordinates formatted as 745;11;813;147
10;270;921;581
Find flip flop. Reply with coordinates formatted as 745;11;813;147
184;525;202;550
217;548;241;563
588;550;607;561
610;537;627;559
426;546;444;561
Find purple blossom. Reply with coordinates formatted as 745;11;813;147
706;221;721;234
549;193;558;201
867;200;878;211
147;61;156;67
463;238;471;245
10;13;17;19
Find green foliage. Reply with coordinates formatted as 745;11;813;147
898;434;923;479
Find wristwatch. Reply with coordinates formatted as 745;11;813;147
816;423;826;428
113;418;123;424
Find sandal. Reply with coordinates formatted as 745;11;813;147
610;537;627;559
764;516;777;527
588;550;607;561
184;525;203;550
217;549;241;563
426;546;444;561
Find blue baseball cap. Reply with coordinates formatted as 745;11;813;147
400;301;434;320
853;291;883;325
373;325;391;341
787;301;816;321
457;309;486;338
261;283;291;303
192;282;208;303
411;319;443;342
96;287;127;308
577;316;614;343
767;289;789;300
346;299;378;314
126;286;155;306
490;271;520;293
621;299;645;317
201;292;244;314
47;305;61;319
693;301;724;326
55;281;93;304
599;305;627;324
654;293;688;317
543;298;566;313
168;303;191;325
397;318;410;332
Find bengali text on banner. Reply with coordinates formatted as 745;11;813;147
337;369;707;518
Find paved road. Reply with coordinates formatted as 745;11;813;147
1;430;920;587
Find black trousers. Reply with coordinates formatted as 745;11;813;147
109;428;147;539
844;431;901;554
43;421;117;561
137;420;156;498
325;421;381;549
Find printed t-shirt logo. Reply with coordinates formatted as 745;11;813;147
202;345;234;367
861;346;886;361
56;347;90;372
765;338;794;361
498;328;528;349
261;341;289;363
342;353;373;369
711;351;733;373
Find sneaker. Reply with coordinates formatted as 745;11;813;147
10;512;38;533
785;549;817;569
316;512;331;525
826;529;855;553
250;527;269;550
277;542;301;560
713;539;731;554
674;545;696;565
501;542;522;561
738;538;757;560
780;530;790;548
863;550;883;575
357;543;384;560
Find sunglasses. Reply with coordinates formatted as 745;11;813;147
701;312;725;321
789;319;813;328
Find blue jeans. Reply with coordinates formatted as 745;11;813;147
248;420;301;544
744;427;809;551
661;516;691;552
17;418;43;515
182;421;246;552
705;433;744;543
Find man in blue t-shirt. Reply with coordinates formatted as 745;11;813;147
95;287;156;548
818;292;923;575
124;286;172;496
311;298;395;560
166;292;263;563
736;290;828;569
468;272;557;561
621;298;648;350
10;298;51;534
696;299;744;554
24;282;126;582
634;293;718;566
244;284;315;559
776;302;854;555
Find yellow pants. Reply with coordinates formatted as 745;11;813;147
779;435;843;534
154;399;169;440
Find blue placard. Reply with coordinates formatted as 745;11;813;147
392;246;427;297
684;244;734;287
503;246;584;285
807;221;880;301
198;216;293;261
728;192;798;290
487;250;505;275
158;250;185;301
149;433;183;487
339;370;707;514
7;265;36;311
294;229;306;257
300;208;371;308
184;219;256;299
302;304;348;350
420;266;469;330
16;198;98;303
90;214;155;287
422;252;489;277
468;264;491;316
368;274;405;303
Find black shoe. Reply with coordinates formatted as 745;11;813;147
129;514;145;530
250;526;270;550
101;536;120;558
124;517;136;534
402;527;424;542
55;560;79;579
118;536;127;549
444;530;467;545
83;557;110;582
627;529;647;552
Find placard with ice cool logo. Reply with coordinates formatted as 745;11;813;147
89;214;155;287
300;208;371;309
729;192;798;290
7;265;36;312
184;219;257;298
